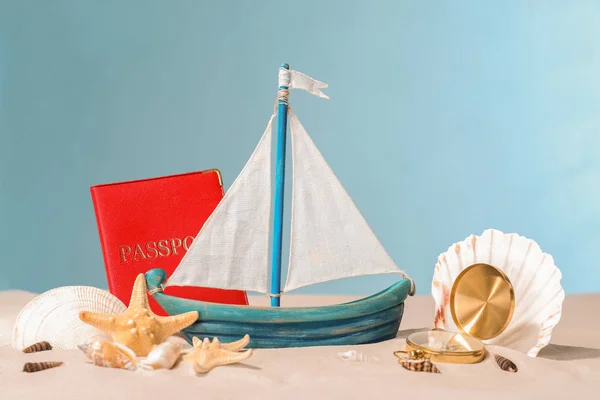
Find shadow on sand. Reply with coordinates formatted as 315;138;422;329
538;344;600;361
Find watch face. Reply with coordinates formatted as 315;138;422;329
408;330;484;354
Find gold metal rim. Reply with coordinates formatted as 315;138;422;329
450;263;516;341
404;338;486;364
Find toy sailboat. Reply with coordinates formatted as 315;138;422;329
145;64;415;348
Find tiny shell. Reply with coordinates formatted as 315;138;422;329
22;341;53;353
23;361;63;373
399;358;440;374
79;340;137;371
337;350;380;363
494;354;518;373
140;342;183;370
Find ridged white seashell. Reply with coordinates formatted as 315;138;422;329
140;342;183;370
12;286;127;350
432;229;565;357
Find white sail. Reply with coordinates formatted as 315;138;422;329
283;109;410;293
165;115;275;294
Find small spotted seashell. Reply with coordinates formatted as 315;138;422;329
78;340;137;371
494;354;518;373
23;361;63;373
399;358;440;374
22;341;53;353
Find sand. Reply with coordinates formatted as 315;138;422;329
1;291;599;399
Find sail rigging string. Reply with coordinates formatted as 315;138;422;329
278;68;292;88
275;89;289;109
147;285;164;296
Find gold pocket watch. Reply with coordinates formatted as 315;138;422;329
396;263;515;364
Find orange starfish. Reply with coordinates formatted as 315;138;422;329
79;274;198;356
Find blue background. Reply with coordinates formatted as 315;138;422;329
1;0;599;295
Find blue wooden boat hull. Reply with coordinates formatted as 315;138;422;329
145;268;413;348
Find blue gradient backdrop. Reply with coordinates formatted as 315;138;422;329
1;1;599;295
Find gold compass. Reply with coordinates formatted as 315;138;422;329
397;263;515;364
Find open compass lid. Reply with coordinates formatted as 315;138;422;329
404;263;515;364
451;263;515;340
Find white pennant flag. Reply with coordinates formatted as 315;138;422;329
278;69;330;99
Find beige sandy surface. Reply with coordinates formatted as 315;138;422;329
1;291;599;399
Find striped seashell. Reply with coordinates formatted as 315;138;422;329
22;361;63;373
22;341;53;353
494;354;518;373
399;358;440;374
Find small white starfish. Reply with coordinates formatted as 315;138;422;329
183;335;254;374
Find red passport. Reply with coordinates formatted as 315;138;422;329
90;169;249;315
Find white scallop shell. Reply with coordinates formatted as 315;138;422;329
432;229;565;357
12;286;127;350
